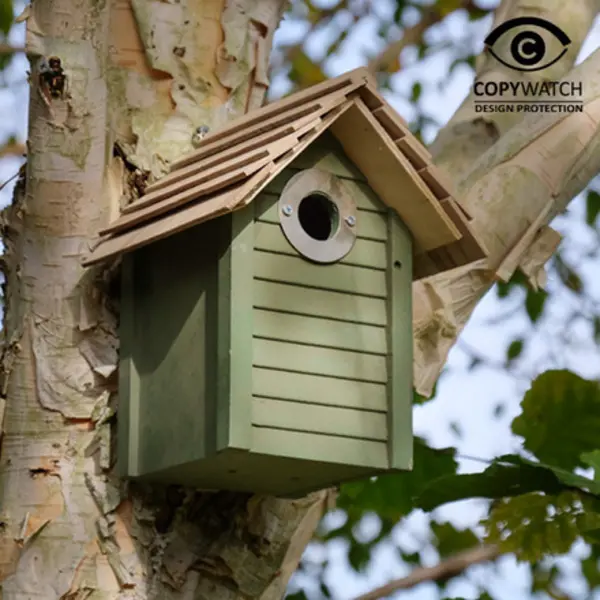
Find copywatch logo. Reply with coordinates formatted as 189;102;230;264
484;16;571;72
474;17;583;114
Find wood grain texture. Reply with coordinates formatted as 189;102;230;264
253;280;387;325
216;208;254;451
386;210;414;470
252;397;388;441
253;338;387;383
254;221;387;270
118;255;140;477
123;223;221;477
251;428;388;468
330;99;461;250
252;367;388;412
170;69;369;169
254;251;387;298
253;308;387;354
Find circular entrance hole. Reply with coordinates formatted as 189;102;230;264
297;193;339;241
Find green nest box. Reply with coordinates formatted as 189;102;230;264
84;68;486;496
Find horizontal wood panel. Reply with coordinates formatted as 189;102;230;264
252;367;388;411
254;222;387;269
251;427;388;468
253;309;387;354
253;338;387;383
253;280;387;326
255;194;388;241
254;252;387;298
265;170;387;213
252;397;388;441
288;143;367;180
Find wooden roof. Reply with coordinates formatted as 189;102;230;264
83;67;487;279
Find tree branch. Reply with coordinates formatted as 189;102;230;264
413;0;600;396
353;544;500;600
368;2;478;74
0;44;26;55
0;142;26;159
431;0;600;176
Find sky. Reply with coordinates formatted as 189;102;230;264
2;2;600;599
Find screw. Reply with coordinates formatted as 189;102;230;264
345;215;356;227
282;205;293;216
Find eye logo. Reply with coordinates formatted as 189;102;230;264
484;17;571;72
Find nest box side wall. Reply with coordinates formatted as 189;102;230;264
248;132;413;472
119;218;232;478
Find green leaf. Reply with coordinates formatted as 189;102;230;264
581;545;600;588
555;254;583;294
581;450;600;482
586;190;600;227
506;339;524;362
416;454;600;512
348;541;370;572
512;370;600;470
0;0;13;36
285;591;308;600
411;82;422;102
525;288;548;323
337;438;458;521
530;564;561;595
430;522;479;558
416;456;564;511
483;490;600;562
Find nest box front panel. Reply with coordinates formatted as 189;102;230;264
247;135;414;476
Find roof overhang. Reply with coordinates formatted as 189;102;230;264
83;68;487;280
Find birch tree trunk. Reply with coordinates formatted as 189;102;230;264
0;1;332;598
1;0;600;597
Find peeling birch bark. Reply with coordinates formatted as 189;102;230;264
413;0;600;395
3;0;600;597
1;0;336;598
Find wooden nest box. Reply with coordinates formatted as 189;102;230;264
84;68;487;496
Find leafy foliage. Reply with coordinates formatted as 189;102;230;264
483;491;600;562
512;370;600;471
337;438;458;522
431;522;479;559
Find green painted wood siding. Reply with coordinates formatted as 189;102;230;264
119;221;224;477
250;141;394;468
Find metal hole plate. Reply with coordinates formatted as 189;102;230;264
278;168;358;264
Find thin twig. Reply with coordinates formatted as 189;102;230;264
0;44;26;55
353;544;500;600
0;142;26;159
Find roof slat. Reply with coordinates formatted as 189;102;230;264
418;166;453;200
395;137;431;170
166;89;351;170
83;169;274;267
100;155;273;237
357;81;384;111
170;69;370;169
83;69;488;279
372;106;409;139
233;100;355;209
145;111;323;194
121;148;270;215
330;98;462;251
